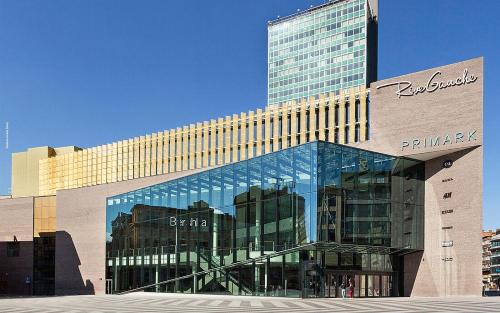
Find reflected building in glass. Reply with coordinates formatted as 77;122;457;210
106;141;424;297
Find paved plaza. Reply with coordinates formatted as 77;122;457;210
1;293;500;313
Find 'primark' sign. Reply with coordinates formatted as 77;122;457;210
401;130;478;151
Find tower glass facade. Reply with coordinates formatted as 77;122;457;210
268;0;377;105
106;141;424;297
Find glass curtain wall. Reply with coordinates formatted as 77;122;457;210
106;141;424;297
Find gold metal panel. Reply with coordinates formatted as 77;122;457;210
137;137;144;178
127;139;134;179
300;100;307;144
175;129;181;172
202;122;209;168
195;123;202;169
217;118;224;165
169;131;175;173
264;109;271;154
255;109;263;156
338;93;346;144
247;111;255;159
309;97;316;142
132;138;138;179
290;101;297;147
162;131;168;174
151;133;157;176
144;135;151;177
318;95;326;141
156;132;163;174
225;116;231;164
349;88;356;143
273;108;280;152
232;114;239;162
281;104;288;149
359;87;367;142
328;93;336;142
189;125;195;170
182;127;189;171
240;112;247;160
33;196;56;237
210;120;217;166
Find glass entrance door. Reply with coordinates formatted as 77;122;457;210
324;271;394;298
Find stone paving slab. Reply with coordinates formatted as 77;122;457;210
0;293;499;312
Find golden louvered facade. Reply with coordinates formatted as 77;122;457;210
36;88;369;196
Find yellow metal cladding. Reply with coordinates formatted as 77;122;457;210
255;109;263;156
36;90;369;196
232;114;239;163
338;92;346;144
272;108;279;152
195;123;202;169
281;103;288;150
209;120;217;166
240;112;247;161
318;95;326;141
264;109;271;154
33;196;56;237
359;86;368;141
290;101;297;147
224;116;231;164
202;122;209;168
299;100;307;144
328;93;336;142
309;96;316;142
349;88;356;144
247;111;255;159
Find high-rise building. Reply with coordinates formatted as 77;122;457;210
267;0;378;106
490;230;500;288
482;230;496;289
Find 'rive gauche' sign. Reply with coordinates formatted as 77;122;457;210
376;68;478;98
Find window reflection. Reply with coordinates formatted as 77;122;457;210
106;141;424;296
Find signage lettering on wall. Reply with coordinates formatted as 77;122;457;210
443;160;454;168
442;178;454;183
442;240;454;247
443;192;452;199
170;217;208;227
401;130;477;151
442;226;453;230
441;209;453;215
376;68;478;98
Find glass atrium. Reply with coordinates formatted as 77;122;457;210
106;141;424;297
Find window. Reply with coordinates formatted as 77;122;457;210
7;241;20;257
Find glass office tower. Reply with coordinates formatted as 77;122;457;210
268;0;378;106
106;141;423;297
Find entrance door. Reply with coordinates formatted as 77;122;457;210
324;272;338;297
324;271;394;298
324;272;352;298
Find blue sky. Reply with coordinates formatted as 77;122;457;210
0;0;498;229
